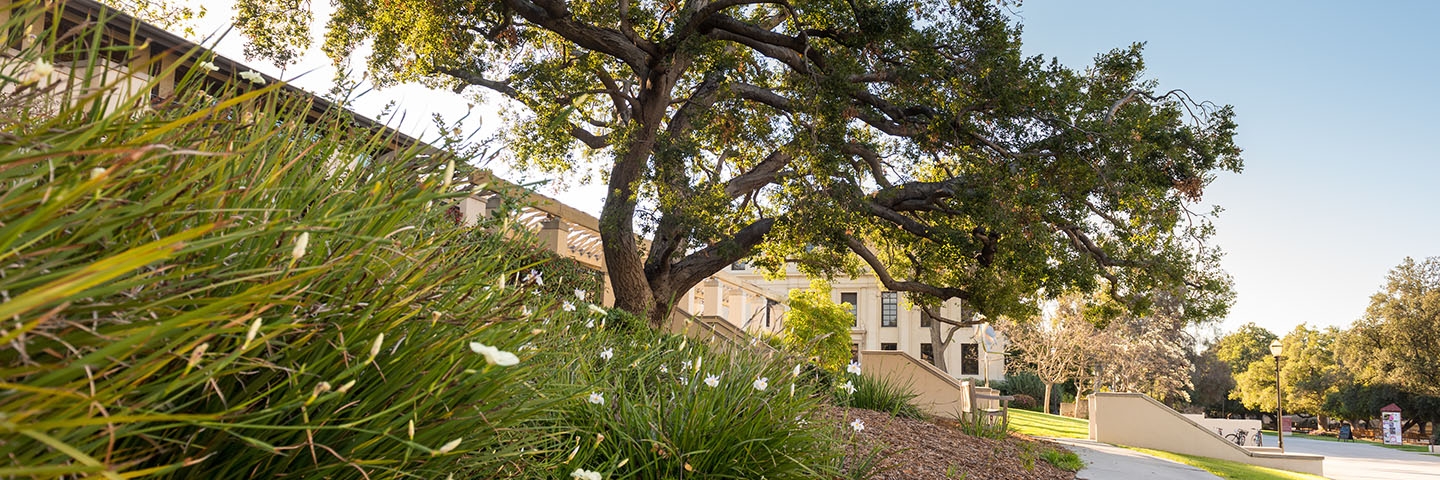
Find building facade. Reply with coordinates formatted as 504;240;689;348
724;262;1007;383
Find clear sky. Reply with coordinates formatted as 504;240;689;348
180;0;1440;338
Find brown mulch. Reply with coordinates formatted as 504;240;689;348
827;407;1078;480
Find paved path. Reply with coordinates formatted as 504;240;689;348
1041;437;1220;480
1262;433;1440;479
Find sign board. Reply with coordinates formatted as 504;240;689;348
1382;411;1403;445
1281;416;1292;433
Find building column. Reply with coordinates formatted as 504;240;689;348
458;196;485;226
538;216;567;256
702;279;721;316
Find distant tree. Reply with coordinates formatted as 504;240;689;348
1339;257;1440;397
779;280;853;372
1090;294;1195;406
1232;324;1342;419
1002;296;1093;415
1212;322;1278;376
1189;345;1236;413
230;0;1241;329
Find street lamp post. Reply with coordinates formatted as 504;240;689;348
1270;339;1284;452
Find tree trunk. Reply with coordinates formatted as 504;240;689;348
928;311;949;373
1044;382;1054;415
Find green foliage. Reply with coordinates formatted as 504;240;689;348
1041;448;1084;472
844;373;925;420
1231;325;1341;415
0;9;587;477
1214;322;1280;375
994;369;1047;402
1339;257;1440;397
779;280;855;372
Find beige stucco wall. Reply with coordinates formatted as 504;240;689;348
859;350;968;419
1091;393;1324;476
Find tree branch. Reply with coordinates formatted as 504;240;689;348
845;237;971;301
501;0;656;74
723;148;792;197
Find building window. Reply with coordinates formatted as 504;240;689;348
921;310;932;328
921;343;934;362
880;291;898;327
764;299;776;328
960;343;979;375
851;343;860;362
841;292;858;327
881;343;897;351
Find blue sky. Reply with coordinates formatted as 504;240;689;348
1013;1;1440;336
187;0;1439;338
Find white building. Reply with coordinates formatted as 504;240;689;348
723;262;1007;383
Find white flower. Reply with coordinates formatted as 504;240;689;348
599;347;614;361
840;381;856;394
563;300;576;312
239;70;265;84
575;289;588;301
23;59;53;84
407;419;415;439
587;304;608;316
790;383;796;397
681;360;693;371
587;392;604;405
197;61;219;72
850;418;865;432
522;305;533;317
659;364;669;373
792;364;803;377
585;319;595;329
679;377;688;386
243;318;262;349
753;377;769;391
527;269;544;285
439;159;455;193
571;469;603;480
434;437;462;455
292;232;309;262
470;342;520;366
704;374;720;388
847;361;862;375
90;167;106;180
795;416;809;426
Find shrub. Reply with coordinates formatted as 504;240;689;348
779;280;855;372
1011;394;1039;411
994;369;1047;401
0;7;586;477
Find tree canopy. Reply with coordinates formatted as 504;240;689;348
1231;324;1341;416
779;280;855;372
1339;257;1440;397
1212;322;1277;376
234;0;1241;326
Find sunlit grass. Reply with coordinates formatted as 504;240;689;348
1008;408;1090;439
1126;447;1326;480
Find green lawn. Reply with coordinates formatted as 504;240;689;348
1275;431;1431;453
1008;408;1090;439
1126;447;1327;480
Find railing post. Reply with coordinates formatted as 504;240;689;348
458;196;486;227
538;216;567;256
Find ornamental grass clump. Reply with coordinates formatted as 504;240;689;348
0;6;577;477
518;303;846;479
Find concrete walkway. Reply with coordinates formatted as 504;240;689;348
1262;433;1440;479
1042;437;1220;480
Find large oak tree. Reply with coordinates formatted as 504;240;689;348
235;0;1241;326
